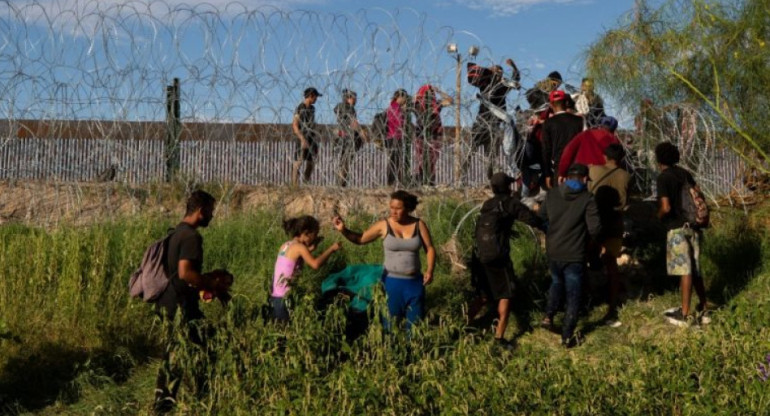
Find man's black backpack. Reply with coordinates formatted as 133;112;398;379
474;200;509;264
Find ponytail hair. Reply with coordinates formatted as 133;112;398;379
282;215;320;237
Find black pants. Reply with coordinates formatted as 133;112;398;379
154;316;213;408
384;139;405;186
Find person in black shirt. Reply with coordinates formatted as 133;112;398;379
541;89;584;189
525;70;562;111
334;89;366;187
655;142;709;327
154;190;217;413
468;172;541;349
292;87;322;187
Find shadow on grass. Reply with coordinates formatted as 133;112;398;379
0;325;160;413
702;218;764;305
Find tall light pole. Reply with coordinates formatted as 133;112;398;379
447;43;478;187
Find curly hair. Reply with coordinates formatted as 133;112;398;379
655;142;680;166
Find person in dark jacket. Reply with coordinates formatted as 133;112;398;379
468;172;542;349
538;163;601;347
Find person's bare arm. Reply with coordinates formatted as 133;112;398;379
178;259;204;288
333;216;385;245
658;197;671;219
292;114;307;148
418;220;436;285
296;242;342;270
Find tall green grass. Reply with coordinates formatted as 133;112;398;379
0;201;768;415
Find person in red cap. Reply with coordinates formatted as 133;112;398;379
541;89;584;189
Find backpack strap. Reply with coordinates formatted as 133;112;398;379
592;167;620;189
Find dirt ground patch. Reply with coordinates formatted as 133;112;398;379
0;180;491;226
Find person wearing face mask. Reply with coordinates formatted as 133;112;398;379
537;164;601;348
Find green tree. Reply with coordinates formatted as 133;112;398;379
586;0;770;172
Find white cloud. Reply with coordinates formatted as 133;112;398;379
459;0;585;16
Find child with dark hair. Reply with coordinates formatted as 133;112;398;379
270;215;342;323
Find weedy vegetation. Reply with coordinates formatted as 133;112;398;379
0;196;768;415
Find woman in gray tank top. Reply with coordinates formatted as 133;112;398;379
332;190;436;330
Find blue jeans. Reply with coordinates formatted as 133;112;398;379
269;296;290;323
546;261;585;341
382;275;425;332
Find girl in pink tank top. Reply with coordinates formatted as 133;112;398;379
269;215;342;322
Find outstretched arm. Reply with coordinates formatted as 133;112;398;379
333;216;385;245
296;242;342;270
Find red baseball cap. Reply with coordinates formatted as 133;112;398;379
549;90;566;103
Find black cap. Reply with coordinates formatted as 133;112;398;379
490;172;515;194
342;89;357;99
547;71;563;83
566;163;589;177
304;87;322;98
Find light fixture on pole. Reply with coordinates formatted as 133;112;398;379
447;42;479;186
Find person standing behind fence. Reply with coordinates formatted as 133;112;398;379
334;89;366;187
415;85;453;186
385;89;411;186
332;190;436;332
292;87;322;187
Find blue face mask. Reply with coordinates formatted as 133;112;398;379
565;178;586;191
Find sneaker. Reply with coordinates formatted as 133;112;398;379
664;307;689;327
494;337;515;351
663;306;679;315
694;304;712;325
602;312;622;328
540;316;553;330
697;310;712;325
561;335;582;349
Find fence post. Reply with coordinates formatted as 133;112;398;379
165;78;181;182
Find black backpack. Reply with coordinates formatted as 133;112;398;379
474;199;509;264
371;111;388;141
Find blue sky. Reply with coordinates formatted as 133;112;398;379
0;0;650;125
